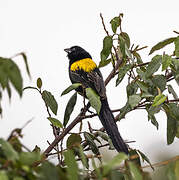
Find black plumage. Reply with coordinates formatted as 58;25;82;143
64;46;128;154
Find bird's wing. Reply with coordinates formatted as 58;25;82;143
69;68;106;99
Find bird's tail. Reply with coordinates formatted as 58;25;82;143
98;98;128;154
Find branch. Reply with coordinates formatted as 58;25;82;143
168;98;179;103
142;155;179;169
44;103;90;156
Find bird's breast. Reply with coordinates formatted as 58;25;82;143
70;58;97;72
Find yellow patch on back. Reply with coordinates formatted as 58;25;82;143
70;58;97;72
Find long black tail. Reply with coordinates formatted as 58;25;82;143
98;98;128;154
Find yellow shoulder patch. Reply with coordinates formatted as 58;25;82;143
70;58;97;72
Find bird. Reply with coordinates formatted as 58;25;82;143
64;46;128;154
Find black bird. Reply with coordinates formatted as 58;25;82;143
64;46;128;154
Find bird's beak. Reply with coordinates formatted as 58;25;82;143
64;48;71;53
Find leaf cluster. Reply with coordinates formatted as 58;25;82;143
0;53;30;115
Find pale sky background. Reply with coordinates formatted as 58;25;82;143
0;0;179;167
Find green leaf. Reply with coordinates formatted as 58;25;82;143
149;115;159;129
47;117;63;128
98;58;111;68
0;138;19;161
66;133;82;149
162;54;172;71
118;102;132;121
19;151;41;165
127;82;138;97
163;104;177;144
141;92;153;98
167;162;176;180
116;64;132;86
6;83;11;99
176;126;179;138
85;88;101;114
128;162;143;180
136;80;149;93
63;92;77;127
118;35;126;58
136;68;146;81
109;170;125;180
149;37;176;55
37;77;42;89
110;17;121;33
7;59;23;96
147;104;162;115
146;105;161;129
39;162;59;180
64;150;78;180
13;177;25;180
133;51;143;64
100;36;113;61
79;145;89;169
145;55;162;78
0;171;8;180
175;160;179;179
108;138;115;150
84;132;99;155
174;36;179;57
8;61;23;97
20;52;31;78
172;58;179;85
152;75;166;92
0;58;23;97
61;83;81;96
96;131;109;142
0;58;8;89
84;132;101;145
42;90;58;115
152;94;167;107
128;94;141;108
125;44;132;59
91;157;102;179
103;153;128;176
120;32;130;48
137;150;154;170
168;85;178;100
168;103;179;120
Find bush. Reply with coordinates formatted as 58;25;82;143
0;14;179;179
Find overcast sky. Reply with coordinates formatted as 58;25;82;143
0;0;179;165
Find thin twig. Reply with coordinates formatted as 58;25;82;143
173;30;179;35
142;155;179;169
134;62;150;67
168;98;179;103
100;13;110;36
21;144;31;152
21;118;33;129
134;46;148;52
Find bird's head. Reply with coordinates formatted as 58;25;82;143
64;46;92;63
